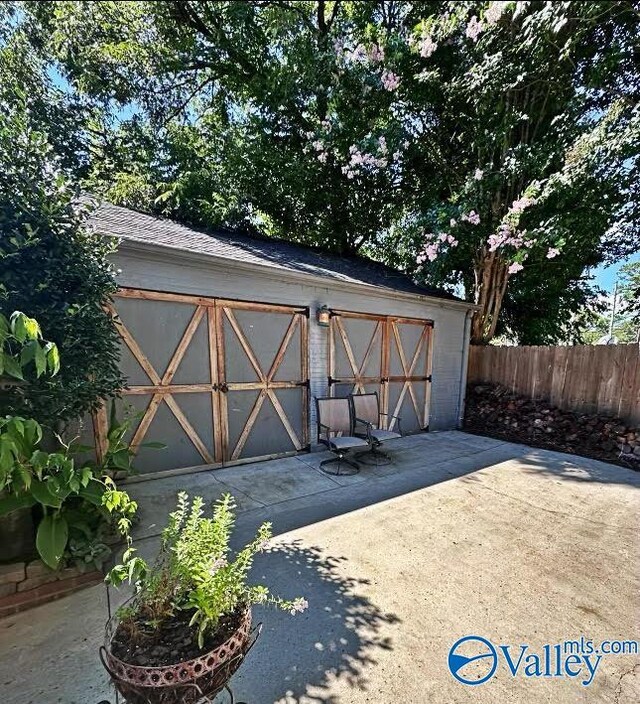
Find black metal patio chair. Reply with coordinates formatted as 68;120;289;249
315;396;369;476
349;391;402;465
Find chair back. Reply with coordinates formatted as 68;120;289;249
316;397;352;439
350;392;380;428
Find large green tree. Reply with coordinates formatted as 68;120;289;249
23;0;640;343
0;18;124;424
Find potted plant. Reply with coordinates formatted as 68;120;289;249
102;492;307;704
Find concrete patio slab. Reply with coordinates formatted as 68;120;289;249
1;431;638;704
211;456;339;506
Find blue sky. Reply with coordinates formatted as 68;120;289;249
590;252;640;292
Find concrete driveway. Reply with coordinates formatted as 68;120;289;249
1;432;638;703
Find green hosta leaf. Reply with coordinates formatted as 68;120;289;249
36;514;68;569
30;479;63;508
0;493;35;516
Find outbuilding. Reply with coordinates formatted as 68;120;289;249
90;203;475;478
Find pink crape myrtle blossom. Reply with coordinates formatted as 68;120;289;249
485;2;508;26
461;210;481;225
466;16;483;42
317;152;328;163
547;247;560;259
487;224;532;252
449;218;457;227
368;44;385;63
474;168;484;180
381;70;401;91
508;262;524;274
509;195;537;214
419;35;438;58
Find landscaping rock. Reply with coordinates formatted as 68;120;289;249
464;383;640;469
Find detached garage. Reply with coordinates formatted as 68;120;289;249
90;203;475;478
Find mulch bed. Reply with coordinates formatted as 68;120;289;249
464;383;640;471
110;606;244;667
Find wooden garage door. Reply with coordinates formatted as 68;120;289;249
328;311;433;433
97;289;309;475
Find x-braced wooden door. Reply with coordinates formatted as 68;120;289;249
99;289;308;476
217;299;309;464
328;310;433;433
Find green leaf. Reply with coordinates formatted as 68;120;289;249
36;514;68;569
46;344;60;376
79;478;105;506
111;449;131;470
20;340;36;367
3;355;24;380
34;343;46;378
141;441;166;449
30;479;63;508
22;315;41;341
10;312;28;343
0;493;35;517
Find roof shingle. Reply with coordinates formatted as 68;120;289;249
90;202;460;302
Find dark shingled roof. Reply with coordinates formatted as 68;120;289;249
90;202;461;302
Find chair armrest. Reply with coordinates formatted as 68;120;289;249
354;417;374;440
379;413;402;435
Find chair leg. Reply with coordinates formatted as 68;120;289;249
320;451;360;476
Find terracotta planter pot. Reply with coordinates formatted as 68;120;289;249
101;608;253;704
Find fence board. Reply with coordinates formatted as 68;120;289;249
468;343;640;426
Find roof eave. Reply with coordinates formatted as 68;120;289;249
109;235;480;312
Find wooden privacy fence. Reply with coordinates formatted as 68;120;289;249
467;343;640;425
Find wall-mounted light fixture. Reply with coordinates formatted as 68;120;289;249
316;305;331;327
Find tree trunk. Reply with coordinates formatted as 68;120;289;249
470;251;510;344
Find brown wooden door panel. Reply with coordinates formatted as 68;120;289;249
97;289;309;475
328;310;433;433
218;302;308;464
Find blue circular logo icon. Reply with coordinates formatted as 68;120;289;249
448;635;498;685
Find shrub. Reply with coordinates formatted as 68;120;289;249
0;83;124;424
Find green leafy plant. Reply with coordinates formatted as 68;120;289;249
103;400;165;478
0;311;60;382
0;415;138;569
109;492;307;649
